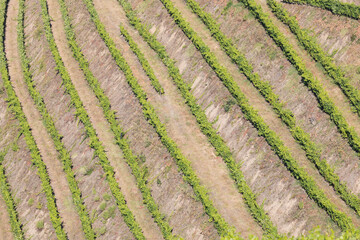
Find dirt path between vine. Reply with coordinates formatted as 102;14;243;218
0;194;13;240
255;0;360;137
4;0;85;239
45;0;163;238
92;0;264;237
168;0;360;227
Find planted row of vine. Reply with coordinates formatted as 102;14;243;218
0;149;24;239
269;0;360;130
56;0;178;238
238;0;360;155
0;0;67;238
184;0;360;220
19;0;96;238
39;0;146;238
119;26;164;94
116;0;278;236
283;0;360;19
81;0;240;238
158;0;353;230
0;2;23;239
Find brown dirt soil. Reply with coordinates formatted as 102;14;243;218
0;80;56;238
126;0;355;235
24;0;135;238
253;0;360;137
281;2;360;95
63;0;221;238
5;0;84;238
92;0;264;238
45;0;163;238
0;193;13;240
191;0;360;224
164;1;360;228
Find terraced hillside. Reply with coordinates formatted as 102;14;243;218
2;0;360;239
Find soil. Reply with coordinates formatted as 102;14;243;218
0;192;13;240
2;0;359;238
63;0;224;238
186;0;360;226
44;0;164;238
281;1;360;98
24;0;136;238
0;76;56;238
92;0;265;237
5;0;85;238
125;0;356;235
254;0;360;138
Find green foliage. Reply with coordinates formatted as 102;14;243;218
116;0;275;238
19;0;95;238
222;0;233;15
99;201;107;212
36;202;43;210
57;0;176;238
28;198;34;206
102;206;116;220
82;0;241;238
0;0;65;238
96;226;106;236
237;0;360;230
120;25;164;94
36;220;44;230
84;166;94;176
37;0;148;238
103;193;111;201
351;34;357;42
185;0;360;231
0;154;24;240
266;0;360;217
283;0;360;19
159;0;353;231
11;142;19;152
84;0;243;238
268;0;360;156
223;98;236;112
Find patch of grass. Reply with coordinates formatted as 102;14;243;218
351;34;357;42
34;26;43;40
99;201;107;212
267;49;277;60
222;0;233;15
103;194;111;202
330;49;338;58
102;206;116;221
36;202;43;210
223;98;236;112
36;220;44;230
144;140;151;148
287;65;298;78
11;142;19;152
85;167;94;176
356;66;360;75
28;198;34;206
243;12;255;21
156;178;162;186
138;154;146;163
96;226;106;236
